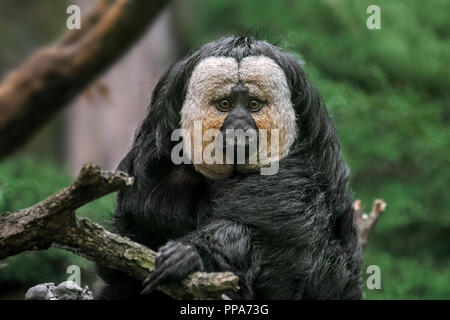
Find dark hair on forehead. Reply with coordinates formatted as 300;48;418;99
198;35;274;60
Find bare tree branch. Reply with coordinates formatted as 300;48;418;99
353;199;387;249
0;163;239;300
0;0;169;158
0;163;385;299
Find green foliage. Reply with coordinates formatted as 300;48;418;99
363;246;450;299
0;0;448;300
0;158;115;295
184;0;450;299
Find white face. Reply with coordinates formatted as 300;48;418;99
180;55;297;179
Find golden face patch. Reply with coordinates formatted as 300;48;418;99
180;56;297;179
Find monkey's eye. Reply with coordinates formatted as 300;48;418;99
248;99;263;112
216;99;232;111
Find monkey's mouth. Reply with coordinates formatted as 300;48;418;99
219;132;259;166
192;132;263;180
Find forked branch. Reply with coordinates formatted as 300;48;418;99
353;199;387;249
0;163;238;300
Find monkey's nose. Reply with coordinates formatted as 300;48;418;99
220;114;256;132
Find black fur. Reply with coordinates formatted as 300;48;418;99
96;36;363;300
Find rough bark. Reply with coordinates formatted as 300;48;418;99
0;163;238;300
0;0;169;158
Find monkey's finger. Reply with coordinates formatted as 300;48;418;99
155;242;182;268
158;241;182;256
141;253;185;293
149;250;201;288
141;268;175;295
142;268;165;289
142;258;191;295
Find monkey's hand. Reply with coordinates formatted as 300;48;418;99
141;241;204;295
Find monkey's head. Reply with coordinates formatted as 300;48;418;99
180;54;297;179
135;36;327;180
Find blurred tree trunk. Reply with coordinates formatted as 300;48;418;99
65;3;181;174
0;0;168;159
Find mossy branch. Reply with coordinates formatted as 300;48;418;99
0;163;238;300
0;163;384;299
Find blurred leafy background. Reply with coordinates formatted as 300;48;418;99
0;0;449;299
